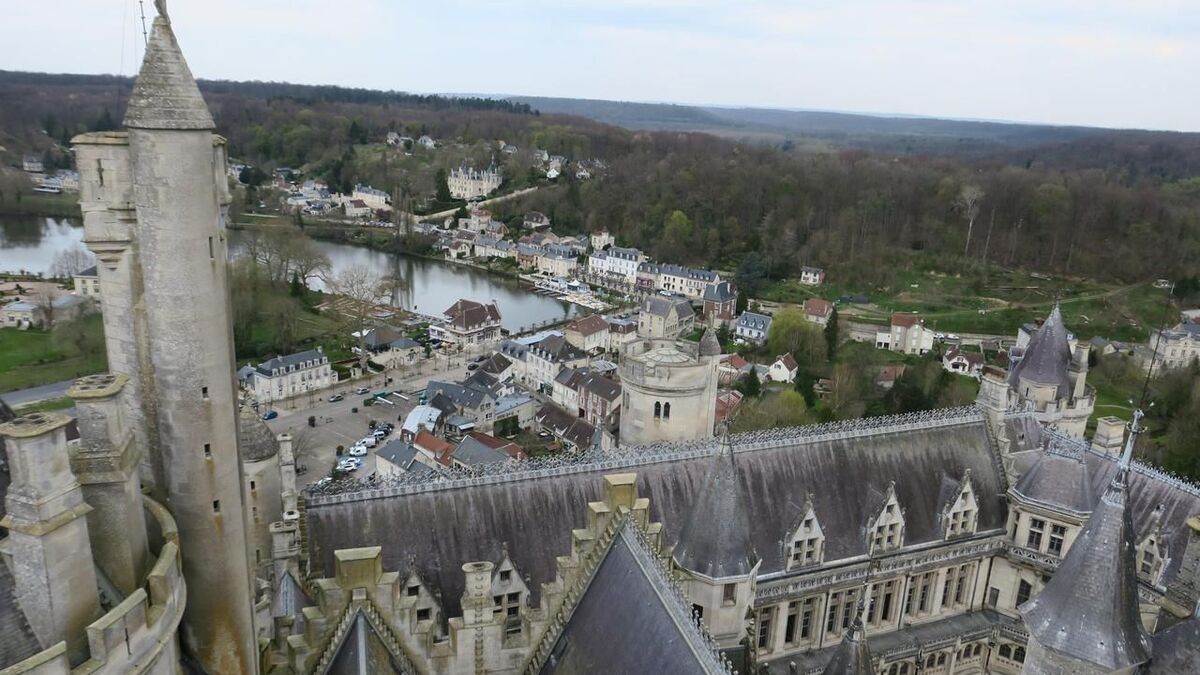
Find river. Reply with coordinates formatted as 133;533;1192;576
0;217;579;333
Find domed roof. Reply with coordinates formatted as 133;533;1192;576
641;347;693;365
238;407;279;462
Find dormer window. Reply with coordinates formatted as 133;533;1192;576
786;498;825;570
942;472;979;539
1136;529;1167;585
868;482;905;554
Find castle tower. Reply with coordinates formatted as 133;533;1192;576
1020;410;1151;675
673;429;759;649
68;373;150;595
1007;305;1094;438
619;337;719;445
72;9;258;673
0;413;101;663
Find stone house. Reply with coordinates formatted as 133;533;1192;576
638;262;720;299
73;266;101;298
375;440;437;478
702;281;738;327
246;348;335;404
877;313;934;355
589;230;615;250
564;314;610;354
1144;323;1200;371
606;317;638;353
637;295;695;339
588;246;644;285
428;299;502;349
448;164;501;200
526;334;589;394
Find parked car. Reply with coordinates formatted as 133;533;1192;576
373;428;389;439
934;332;946;340
472;355;488;363
947;333;961;340
360;436;378;448
354;387;370;395
467;363;479;371
261;410;278;421
329;394;345;402
349;445;368;457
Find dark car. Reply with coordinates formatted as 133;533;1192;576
262;410;279;421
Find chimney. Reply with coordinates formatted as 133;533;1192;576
1092;417;1126;457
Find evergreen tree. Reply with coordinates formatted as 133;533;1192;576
290;271;303;297
435;168;451;202
794;368;816;408
825;306;839;360
739;366;762;398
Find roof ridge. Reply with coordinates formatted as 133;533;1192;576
306;406;986;505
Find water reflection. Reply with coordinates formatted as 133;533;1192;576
0;216;86;275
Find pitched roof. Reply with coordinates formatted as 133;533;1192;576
642;295;694;319
1012;447;1095;514
452;436;511;466
443;299;501;331
944;347;984;366
805;298;834;318
123;16;214;130
539;523;728;674
0;556;41;670
413;431;454;467
737;311;772;331
891;313;921;328
703;280;736;303
1008;305;1073;397
1020;447;1150;671
255;349;326;376
567;314;609;337
305;409;1009;618
536;403;598;449
672;432;758;578
1148;617;1200;674
698;327;721;357
580;373;621;402
775;353;799;372
478;352;512;376
531;334;588;363
323;610;410;674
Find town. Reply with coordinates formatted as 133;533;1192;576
1;3;1200;675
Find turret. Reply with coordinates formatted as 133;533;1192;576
672;427;759;649
72;6;259;672
68;373;150;595
0;413;101;663
821;591;874;675
1020;410;1151;675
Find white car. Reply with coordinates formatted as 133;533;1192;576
336;459;360;472
354;387;370;395
360;436;377;448
349;445;367;457
934;332;946;340
947;333;960;340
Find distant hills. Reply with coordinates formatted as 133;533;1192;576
506;95;1145;156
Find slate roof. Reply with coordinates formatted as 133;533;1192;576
642;296;694;319
535;403;598;449
579;374;621;403
672;433;758;579
323;610;411;675
737;311;772;333
566;314;608;337
76;266;98;278
820;600;873;675
1148;618;1200;674
702;281;736;303
443;299;501;331
255;349;326;376
452;436;511;466
1011;448;1094;515
530;335;587;363
1008;305;1073;398
271;570;313;634
478;352;512;376
539;523;727;674
376;441;434;476
237;406;279;462
1020;455;1151;671
123;16;215;130
699;328;721;357
306;410;1006;617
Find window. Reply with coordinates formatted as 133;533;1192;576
1026;518;1045;550
663;402;671;419
407;585;420;597
201;386;209;399
204;443;212;458
1016;579;1033;607
987;587;999;607
654;401;662;419
1048;524;1066;556
756;607;774;649
212;500;221;513
1014;647;1026;663
416;608;431;621
252;506;259;523
499;570;511;583
1141;549;1156;575
784;601;799;644
723;583;737;605
208;236;215;259
692;604;704;623
954;564;970;605
999;645;1012;659
250;480;256;492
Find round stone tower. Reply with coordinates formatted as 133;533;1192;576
618;336;719;446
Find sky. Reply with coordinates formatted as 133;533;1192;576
5;0;1199;132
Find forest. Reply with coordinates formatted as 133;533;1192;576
2;70;1199;288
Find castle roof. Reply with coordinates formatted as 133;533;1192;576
124;16;215;130
821;598;873;675
1008;305;1073;397
1011;444;1094;515
304;408;1008;617
1020;436;1151;672
672;432;758;579
237;406;279;462
698;327;721;357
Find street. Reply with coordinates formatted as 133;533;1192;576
0;378;74;408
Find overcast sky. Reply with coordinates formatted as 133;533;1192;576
6;0;1198;132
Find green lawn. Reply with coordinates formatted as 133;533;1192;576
0;327;107;393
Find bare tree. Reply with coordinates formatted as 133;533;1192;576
955;184;984;256
50;244;95;278
328;264;387;375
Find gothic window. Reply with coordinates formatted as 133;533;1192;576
654;401;661;419
1026;517;1045;550
825;589;858;636
663;402;671;419
1016;579;1033;607
786;499;825;570
756;607;775;650
1048;523;1067;556
868;483;905;554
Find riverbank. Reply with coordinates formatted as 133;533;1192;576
0;191;81;218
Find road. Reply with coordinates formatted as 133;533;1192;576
1;379;74;409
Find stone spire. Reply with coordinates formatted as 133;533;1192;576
1019;409;1151;674
821;590;874;675
672;424;757;578
123;11;214;130
698;326;721;357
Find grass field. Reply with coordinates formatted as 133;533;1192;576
0;326;107;393
760;263;1171;342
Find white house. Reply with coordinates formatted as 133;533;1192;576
799;266;826;286
768;353;799;383
590;231;615;250
942;347;985;379
736;311;773;345
245;348;336;404
73;266;101;298
803;298;833;327
429;299;503;348
877;313;934;355
417;135;436;149
564;314;610;354
344;199;371;218
448;164;502;200
588;247;644;285
352;184;391;210
638;262;720;299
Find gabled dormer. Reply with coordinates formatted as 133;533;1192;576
941;470;979;539
399;564;442;635
1136;507;1168;587
867;482;905;554
785;494;825;570
491;544;530;630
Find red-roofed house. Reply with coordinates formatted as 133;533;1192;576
803;298;834;327
564;314;610;354
876;312;933;355
718;353;751;384
942;347;985;379
768;353;799;383
714;389;744;427
413;430;455;468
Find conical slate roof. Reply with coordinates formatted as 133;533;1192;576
123;15;214;130
698;327;721;357
671;430;758;578
1020;425;1151;672
821;596;873;675
238;406;279;462
1008;305;1073;399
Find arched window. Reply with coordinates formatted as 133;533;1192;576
663;402;671;419
654;401;661;419
1014;647;1026;663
